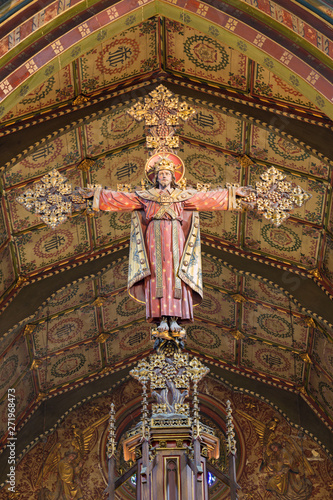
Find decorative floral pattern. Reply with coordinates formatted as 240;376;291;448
252;63;317;109
166;20;247;89
79;20;158;93
32;308;98;357
245;215;320;268
38;344;101;389
15;219;90;274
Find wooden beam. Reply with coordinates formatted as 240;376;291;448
206;462;230;487
115;463;138;490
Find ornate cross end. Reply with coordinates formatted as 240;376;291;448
16;169;88;228
127;84;196;155
237;167;311;226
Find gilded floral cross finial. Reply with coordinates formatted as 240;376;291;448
127;84;196;154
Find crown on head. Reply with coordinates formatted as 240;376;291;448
154;157;176;175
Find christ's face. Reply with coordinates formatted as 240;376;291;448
157;170;173;189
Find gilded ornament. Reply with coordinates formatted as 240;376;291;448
72;94;90;105
230;329;245;340
30;359;42;370
299;353;312;364
24;324;36;335
237;167;312;227
127;84;195;154
305;317;316;328
226;400;237;455
100;366;111;374
77;158;95;172
230;293;247;303
96;332;110;343
36;392;47;402
196;182;211;192
237;154;254;168
117;183;132;192
16;169;86;228
107;403;117;459
92;296;106;307
16;276;27;287
130;348;209;431
296;384;307;395
309;268;321;279
201;446;208;457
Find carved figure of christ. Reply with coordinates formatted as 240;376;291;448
80;168;249;332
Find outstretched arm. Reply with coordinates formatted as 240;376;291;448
184;186;255;211
78;187;142;212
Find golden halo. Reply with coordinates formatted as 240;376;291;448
145;153;185;184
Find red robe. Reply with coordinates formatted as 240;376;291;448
96;187;229;322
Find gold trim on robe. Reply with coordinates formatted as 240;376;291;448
178;212;203;298
127;211;151;293
128;189;203;306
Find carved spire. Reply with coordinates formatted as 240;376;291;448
226;400;237;455
107;403;116;459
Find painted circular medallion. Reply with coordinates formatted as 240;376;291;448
22;138;63;169
47;284;80;307
187;325;221;349
34;229;74;259
202;257;224;279
267;134;310;161
261;225;301;252
101;110;139;139
184;35;229;71
51;353;86;378
0;356;18;389
119;327;149;352
258;314;292;338
116;296;144;317
48;318;84;344
188;110;225;137
255;347;291;373
319;382;333;412
96;38;140;75
186;153;224;183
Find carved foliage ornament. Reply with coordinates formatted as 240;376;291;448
127;84;196;154
130;353;209;418
237;167;311;226
16;169;86;228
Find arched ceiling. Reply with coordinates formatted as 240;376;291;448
0;0;332;119
0;0;333;485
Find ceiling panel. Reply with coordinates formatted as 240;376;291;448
78;18;160;94
251;63;319;110
249;125;330;179
165;19;248;90
241;339;304;383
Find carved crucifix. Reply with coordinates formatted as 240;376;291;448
17;85;311;336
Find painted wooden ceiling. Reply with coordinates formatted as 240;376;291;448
0;0;333;482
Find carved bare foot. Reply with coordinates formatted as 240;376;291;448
157;317;169;332
169;317;182;332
